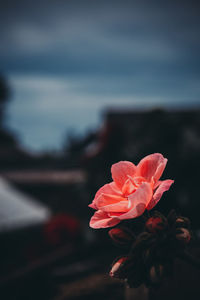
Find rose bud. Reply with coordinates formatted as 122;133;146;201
108;227;133;245
175;217;190;229
149;265;164;284
176;228;191;244
109;257;128;278
145;217;166;233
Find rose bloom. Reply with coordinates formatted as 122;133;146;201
89;153;174;228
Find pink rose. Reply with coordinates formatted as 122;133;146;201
89;153;174;229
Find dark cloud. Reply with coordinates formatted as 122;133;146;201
1;0;200;75
1;0;200;151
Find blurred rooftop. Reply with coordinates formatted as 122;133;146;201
1;170;86;185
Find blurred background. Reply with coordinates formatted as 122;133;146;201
0;0;200;299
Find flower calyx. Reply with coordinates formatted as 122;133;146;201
175;215;191;244
176;227;191;244
109;227;134;246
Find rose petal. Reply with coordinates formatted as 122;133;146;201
153;160;168;183
137;153;167;182
96;193;128;213
88;202;97;209
89;182;122;210
96;193;127;206
108;212;125;217
111;161;136;189
99;201;129;213
118;182;153;220
89;210;120;228
147;179;174;210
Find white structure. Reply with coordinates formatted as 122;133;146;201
0;177;51;232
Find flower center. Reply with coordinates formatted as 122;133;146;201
122;176;145;196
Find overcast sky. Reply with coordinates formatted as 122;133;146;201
0;0;200;152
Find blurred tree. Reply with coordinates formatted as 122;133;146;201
0;74;10;125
